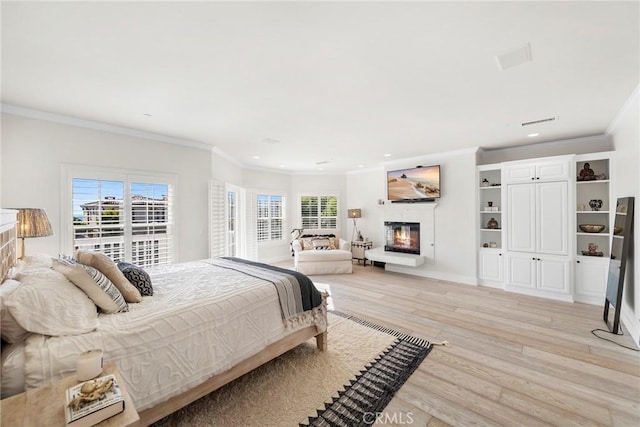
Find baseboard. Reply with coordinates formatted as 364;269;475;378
384;265;478;286
621;301;640;348
503;285;574;303
573;294;602;306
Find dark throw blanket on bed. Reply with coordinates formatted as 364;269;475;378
215;257;323;319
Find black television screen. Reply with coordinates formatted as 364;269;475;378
387;165;440;201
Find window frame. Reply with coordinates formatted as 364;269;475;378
256;193;286;244
299;194;340;230
60;164;178;265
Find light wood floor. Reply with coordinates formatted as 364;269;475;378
283;262;640;427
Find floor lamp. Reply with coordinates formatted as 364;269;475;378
15;208;53;259
348;209;362;242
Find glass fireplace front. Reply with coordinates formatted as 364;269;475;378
384;221;420;255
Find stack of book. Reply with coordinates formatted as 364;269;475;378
65;374;125;426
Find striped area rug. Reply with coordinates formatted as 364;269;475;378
302;312;432;427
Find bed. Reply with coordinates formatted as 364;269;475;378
0;210;328;425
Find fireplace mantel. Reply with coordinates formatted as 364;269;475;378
365;247;425;267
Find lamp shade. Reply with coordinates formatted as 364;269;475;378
347;209;362;219
16;208;53;238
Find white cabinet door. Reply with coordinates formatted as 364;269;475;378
575;257;608;301
507;253;536;289
536;161;570;181
537;256;570;293
536;181;568;255
504;160;569;183
479;250;503;282
507;184;536;252
504;164;536;184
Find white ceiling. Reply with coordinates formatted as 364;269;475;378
2;1;638;173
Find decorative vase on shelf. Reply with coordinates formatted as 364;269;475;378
481;178;490;187
589;199;603;211
487;218;499;229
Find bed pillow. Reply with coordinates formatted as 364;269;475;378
117;262;153;296
1;340;26;398
75;250;142;303
52;259;128;314
5;268;98;336
0;279;29;343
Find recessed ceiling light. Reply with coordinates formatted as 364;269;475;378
528;133;539;137
263;138;280;144
358;165;364;168
318;168;324;171
383;153;391;157
279;165;285;168
252;156;260;159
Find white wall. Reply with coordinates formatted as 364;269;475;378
347;150;479;284
345;169;385;244
608;86;640;346
1;113;212;262
243;168;293;262
212;150;243;186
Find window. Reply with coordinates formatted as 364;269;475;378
65;166;175;267
300;196;338;229
227;190;237;256
257;194;284;242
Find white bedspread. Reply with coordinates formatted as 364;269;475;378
23;260;326;411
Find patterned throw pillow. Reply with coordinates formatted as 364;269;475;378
117;262;153;296
312;238;332;250
75;250;142;303
53;258;128;314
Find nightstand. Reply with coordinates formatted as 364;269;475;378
351;241;373;265
1;362;139;427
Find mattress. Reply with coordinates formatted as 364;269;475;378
22;260;326;411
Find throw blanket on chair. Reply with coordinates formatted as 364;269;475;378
210;257;323;323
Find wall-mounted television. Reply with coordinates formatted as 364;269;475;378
387;165;440;202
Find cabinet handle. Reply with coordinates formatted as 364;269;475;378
532;257;536;260
536;177;540;180
537;258;541;261
577;260;580;263
531;177;535;180
499;253;502;256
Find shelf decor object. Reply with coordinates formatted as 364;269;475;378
578;224;605;233
603;197;634;334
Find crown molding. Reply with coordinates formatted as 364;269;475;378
1;103;213;151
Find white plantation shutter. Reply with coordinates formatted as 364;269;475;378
71;178;126;260
129;182;173;266
209;180;225;258
64;165;176;267
301;195;338;229
257;194;284;242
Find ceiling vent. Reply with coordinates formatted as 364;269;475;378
315;160;330;165
495;43;532;71
521;117;557;127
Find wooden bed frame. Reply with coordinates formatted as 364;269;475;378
0;209;328;426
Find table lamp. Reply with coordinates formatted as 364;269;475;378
15;208;53;259
347;209;362;241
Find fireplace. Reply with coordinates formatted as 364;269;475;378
384;221;420;255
